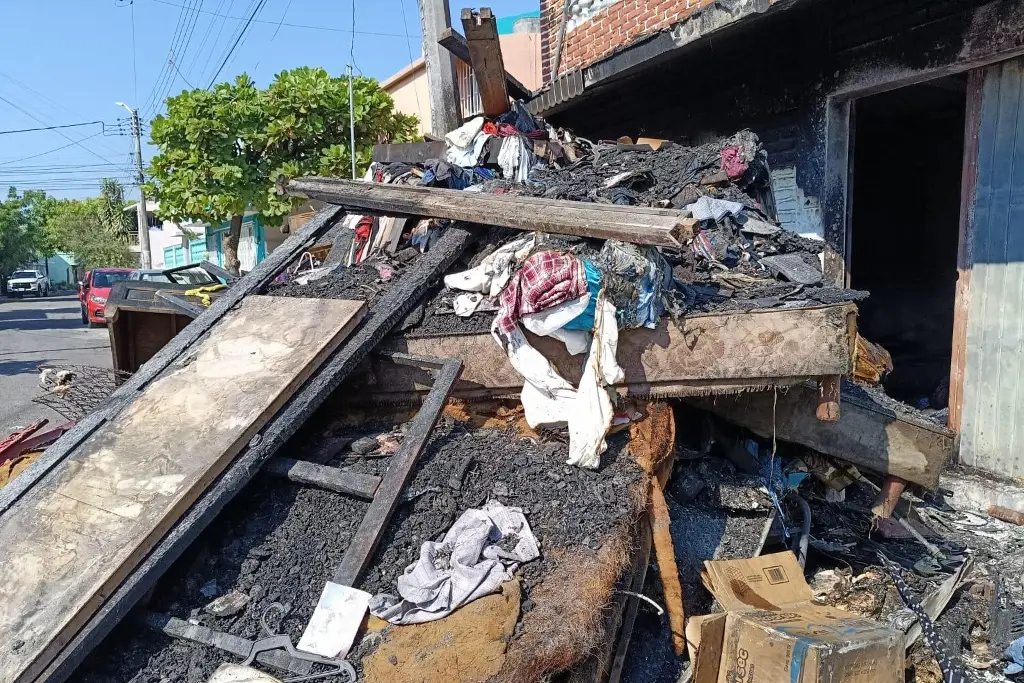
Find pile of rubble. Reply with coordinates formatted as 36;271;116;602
7;56;1022;683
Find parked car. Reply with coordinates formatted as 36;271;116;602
129;268;218;286
7;269;49;297
79;267;134;327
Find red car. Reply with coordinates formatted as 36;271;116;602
79;268;135;327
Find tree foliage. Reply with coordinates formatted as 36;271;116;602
0;188;51;286
98;178;136;243
43;195;137;271
146;67;418;231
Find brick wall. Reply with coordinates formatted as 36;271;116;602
540;0;716;81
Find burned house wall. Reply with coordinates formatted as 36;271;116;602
543;0;1024;248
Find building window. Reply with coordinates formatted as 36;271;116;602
456;60;483;118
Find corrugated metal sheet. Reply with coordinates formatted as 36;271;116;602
960;57;1024;479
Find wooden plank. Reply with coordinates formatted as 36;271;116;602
689;382;954;489
419;0;460;138
262;457;380;500
279;177;696;248
0;206;347;519
332;358;463;587
461;8;509;116
369;305;857;400
948;68;984;434
35;225;477;683
371;141;502;165
437;27;532;100
0;295;366;683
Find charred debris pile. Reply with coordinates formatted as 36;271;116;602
27;69;1018;683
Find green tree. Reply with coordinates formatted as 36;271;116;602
43;198;137;271
146;67;417;275
0;188;51;294
98;178;136;243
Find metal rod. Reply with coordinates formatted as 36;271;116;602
348;64;357;180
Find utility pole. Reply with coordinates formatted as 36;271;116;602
418;0;461;138
116;102;152;268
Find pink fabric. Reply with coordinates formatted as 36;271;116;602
720;146;748;179
494;251;588;334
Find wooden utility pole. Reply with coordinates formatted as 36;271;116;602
418;0;461;137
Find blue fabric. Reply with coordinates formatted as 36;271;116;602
1005;635;1024;675
563;259;602;331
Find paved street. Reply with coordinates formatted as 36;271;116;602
0;293;112;434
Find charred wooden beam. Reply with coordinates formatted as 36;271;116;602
262;457;381;500
438;27;532;100
461;8;509;116
331;356;463;587
279;177;692;248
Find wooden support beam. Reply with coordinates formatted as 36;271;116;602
262;457;380;500
438;27;532;100
331;357;463;587
461;8;510;117
690;382;954;489
871;476;907;518
279;177;693;248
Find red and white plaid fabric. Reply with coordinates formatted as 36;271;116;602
494;251;588;334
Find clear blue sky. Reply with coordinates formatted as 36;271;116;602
0;0;538;199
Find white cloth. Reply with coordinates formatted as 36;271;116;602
686;196;744;222
498;135;534;183
369;501;539;625
443;236;534;297
446;117;492;167
520;294;591;355
453;292;485;317
495;294;623;469
445;117;484;148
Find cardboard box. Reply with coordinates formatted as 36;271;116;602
687;552;904;683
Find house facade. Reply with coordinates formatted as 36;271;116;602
528;0;1024;479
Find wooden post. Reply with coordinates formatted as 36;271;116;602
461;8;510;117
815;374;841;422
418;0;461;137
871;475;906;518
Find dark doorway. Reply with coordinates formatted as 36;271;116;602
849;75;966;409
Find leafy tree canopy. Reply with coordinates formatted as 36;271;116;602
0;188;52;280
146;67;418;228
43;197;137;270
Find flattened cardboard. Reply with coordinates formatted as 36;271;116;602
693;552;904;683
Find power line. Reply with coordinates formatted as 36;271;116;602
142;0;410;37
186;0;232;85
0;95;118;165
130;0;140;104
0;133;105;166
207;0;268;87
269;0;294;42
0;121;109;136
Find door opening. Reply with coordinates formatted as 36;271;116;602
848;75;967;410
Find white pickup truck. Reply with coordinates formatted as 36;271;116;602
7;269;50;297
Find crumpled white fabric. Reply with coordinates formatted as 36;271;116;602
685;196;744;222
445;117;492;167
453;292;485;317
498;135;534;183
494;294;623;469
445;117;484;148
443;236;534;297
520;294;591;355
369;501;539;625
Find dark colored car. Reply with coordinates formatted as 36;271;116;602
79;268;135;326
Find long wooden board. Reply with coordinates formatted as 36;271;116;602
0;295;365;683
279;177;694;248
689;382;954;489
367;304;857;400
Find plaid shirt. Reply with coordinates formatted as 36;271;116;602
495;251;588;334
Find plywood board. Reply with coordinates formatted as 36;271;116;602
371;304;857;400
0;295;365;683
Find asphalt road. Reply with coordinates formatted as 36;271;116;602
0;293;112;434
